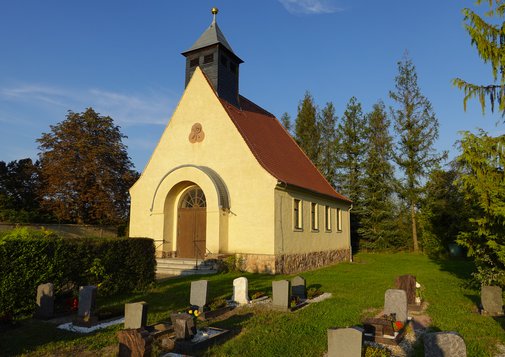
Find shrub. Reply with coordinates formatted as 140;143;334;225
0;234;155;316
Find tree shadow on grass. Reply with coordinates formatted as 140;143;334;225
428;256;476;284
493;316;505;331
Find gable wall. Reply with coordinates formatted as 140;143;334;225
129;68;277;256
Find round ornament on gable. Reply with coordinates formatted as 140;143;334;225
189;123;205;143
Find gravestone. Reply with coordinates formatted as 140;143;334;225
78;285;97;318
291;276;306;300
424;331;466;357
481;285;504;316
117;328;153;357
327;327;363;357
384;289;407;323
190;280;208;312
171;313;197;340
124;301;148;329
272;280;291;310
395;274;416;305
233;277;250;305
75;285;98;326
35;283;54;319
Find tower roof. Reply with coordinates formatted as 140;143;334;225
182;10;241;62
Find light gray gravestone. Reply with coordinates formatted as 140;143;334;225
327;327;363;357
124;301;148;329
384;289;408;322
272;280;291;310
395;274;417;305
481;285;504;315
291;276;307;299
233;277;250;305
190;280;208;311
78;285;97;319
424;331;467;357
35;283;54;319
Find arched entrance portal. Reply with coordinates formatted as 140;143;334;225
177;186;206;258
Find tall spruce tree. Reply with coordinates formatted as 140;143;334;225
453;0;505;116
317;102;338;186
358;102;397;249
336;96;367;241
294;91;320;164
390;55;444;252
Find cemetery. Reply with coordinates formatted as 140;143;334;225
0;252;504;356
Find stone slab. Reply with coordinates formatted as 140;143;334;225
233;277;250;305
384;289;408;323
35;283;54;319
424;331;466;357
481;285;504;315
124;301;148;329
327;327;363;357
395;274;416;305
190;280;208;311
272;280;290;310
291;276;306;299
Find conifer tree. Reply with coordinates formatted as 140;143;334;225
280;112;293;135
317;102;338;186
358;102;397;249
390;55;444;252
336;96;367;241
294;91;320;165
453;0;505;116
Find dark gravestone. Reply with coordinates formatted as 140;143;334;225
424;331;466;357
74;285;98;326
190;280;208;312
291;276;306;299
327;327;363;357
481;285;504;316
395;274;416;305
384;289;407;323
124;302;148;329
272;280;291;310
171;313;196;340
117;328;153;357
35;283;54;319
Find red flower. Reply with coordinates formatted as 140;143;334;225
394;321;404;331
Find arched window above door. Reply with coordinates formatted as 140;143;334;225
180;187;207;208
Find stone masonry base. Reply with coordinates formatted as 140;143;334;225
237;249;350;274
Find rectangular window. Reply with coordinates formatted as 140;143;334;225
294;199;302;230
203;54;214;64
311;202;319;231
190;57;199;67
336;208;342;232
325;206;331;231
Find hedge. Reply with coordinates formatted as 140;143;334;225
0;231;155;316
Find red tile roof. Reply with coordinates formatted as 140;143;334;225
219;96;351;203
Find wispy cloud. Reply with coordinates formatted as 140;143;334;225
278;0;343;15
0;83;175;126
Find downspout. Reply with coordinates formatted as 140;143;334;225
349;203;353;262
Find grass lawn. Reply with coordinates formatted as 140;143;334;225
1;252;504;356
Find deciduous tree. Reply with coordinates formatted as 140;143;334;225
37;108;138;225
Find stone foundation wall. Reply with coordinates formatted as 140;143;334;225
236;249;350;274
275;249;350;274
237;253;277;274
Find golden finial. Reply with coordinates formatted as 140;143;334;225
211;7;219;15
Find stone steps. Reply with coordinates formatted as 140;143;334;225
156;258;217;276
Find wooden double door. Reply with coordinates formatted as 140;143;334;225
177;187;206;259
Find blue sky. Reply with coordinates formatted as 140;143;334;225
1;0;504;172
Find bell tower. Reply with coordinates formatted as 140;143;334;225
182;8;243;107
